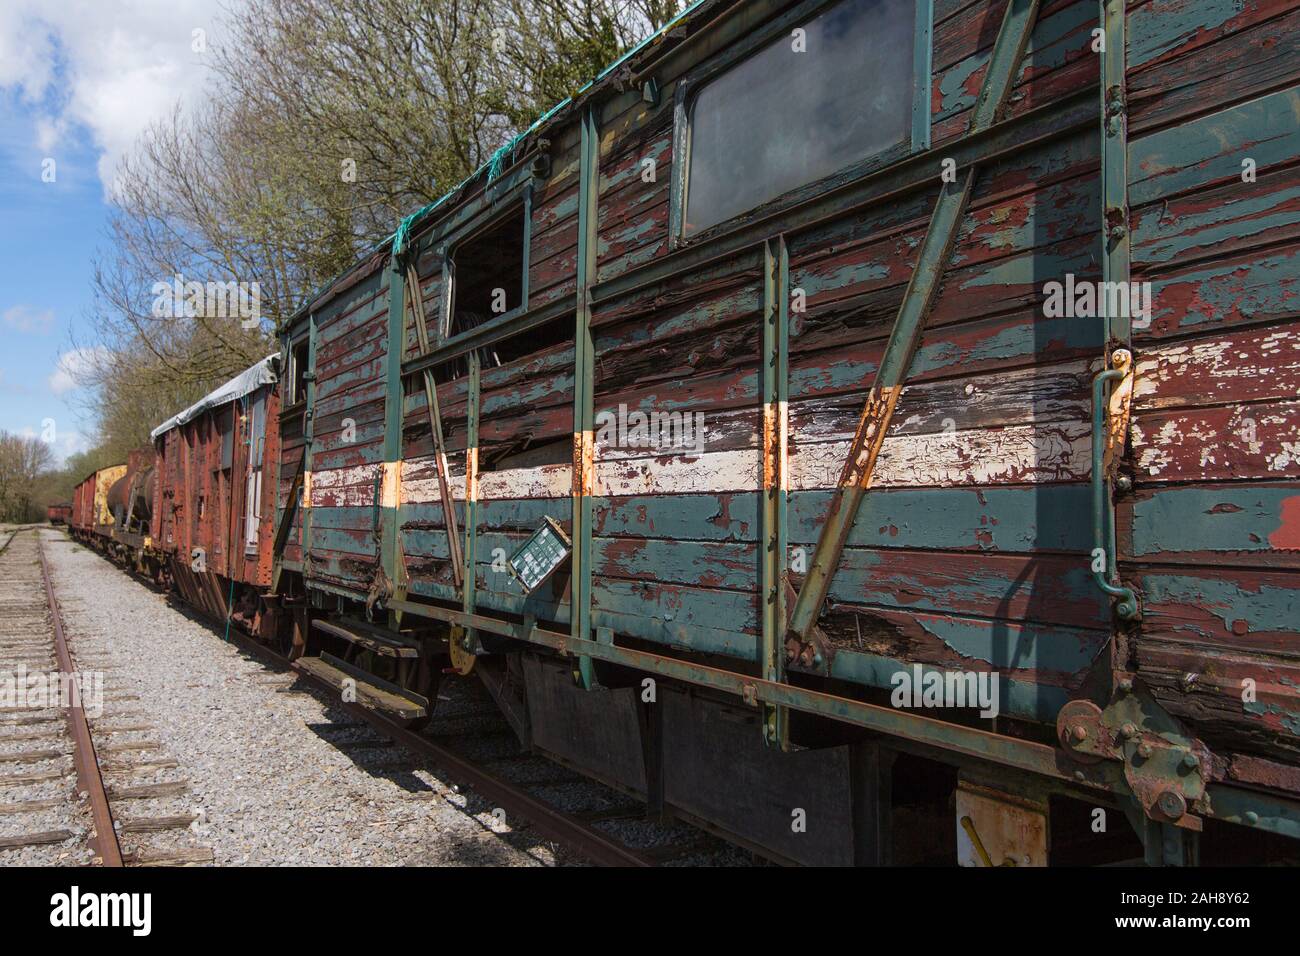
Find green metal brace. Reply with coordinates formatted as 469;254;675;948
381;249;408;626
572;106;600;690
787;0;1043;649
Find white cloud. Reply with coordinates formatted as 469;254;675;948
49;346;110;395
2;304;56;333
0;1;235;193
15;422;91;466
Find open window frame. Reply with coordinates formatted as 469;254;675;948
668;0;934;249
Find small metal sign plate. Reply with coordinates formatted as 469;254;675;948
508;516;572;593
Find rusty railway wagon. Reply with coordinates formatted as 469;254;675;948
67;0;1300;866
149;355;282;637
70;464;127;544
46;502;72;526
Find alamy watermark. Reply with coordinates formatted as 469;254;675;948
1042;273;1153;329
891;665;999;719
0;666;104;718
151;273;261;330
595;404;707;455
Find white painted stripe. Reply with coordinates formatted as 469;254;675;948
394;420;1091;504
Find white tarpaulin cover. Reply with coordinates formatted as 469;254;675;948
150;354;279;441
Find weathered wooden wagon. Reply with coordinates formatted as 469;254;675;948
71;465;126;543
269;0;1300;864
150;356;282;637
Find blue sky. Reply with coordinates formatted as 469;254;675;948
0;0;226;463
0;82;106;462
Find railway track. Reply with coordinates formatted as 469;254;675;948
68;532;754;865
0;529;213;866
229;616;755;866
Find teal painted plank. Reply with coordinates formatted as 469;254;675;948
594;493;759;542
1140;572;1300;638
592;579;758;659
790;485;1092;552
1128;0;1247;70
1130;86;1300;207
593;536;756;591
825;550;1105;630
1125;484;1300;560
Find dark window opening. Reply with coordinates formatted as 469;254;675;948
481;434;571;473
289;337;310;405
450;204;526;341
683;0;915;237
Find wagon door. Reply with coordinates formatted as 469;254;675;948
244;389;267;558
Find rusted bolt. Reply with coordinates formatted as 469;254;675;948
1245;811;1260;825
1157;790;1186;820
1115;475;1132;492
1120;722;1137;740
1118;677;1134;693
1182;752;1200;770
1071;724;1088;742
1137;742;1153;759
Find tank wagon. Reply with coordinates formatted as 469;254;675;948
67;0;1300;866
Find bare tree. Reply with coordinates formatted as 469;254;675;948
0;432;54;523
76;1;681;462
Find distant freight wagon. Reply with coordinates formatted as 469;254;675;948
73;0;1300;866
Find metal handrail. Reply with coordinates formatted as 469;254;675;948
1092;351;1139;620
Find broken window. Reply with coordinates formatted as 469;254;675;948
288;336;310;405
683;0;916;237
450;203;527;338
444;201;569;371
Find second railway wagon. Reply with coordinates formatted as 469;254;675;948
150;356;282;636
246;0;1297;864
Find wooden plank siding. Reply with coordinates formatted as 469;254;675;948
1120;0;1300;760
304;265;391;594
276;0;1300;772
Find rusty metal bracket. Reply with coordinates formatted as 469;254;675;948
786;0;1042;647
1058;679;1209;828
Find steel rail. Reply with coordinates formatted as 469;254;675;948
36;533;124;867
316;689;655;868
195;614;653;867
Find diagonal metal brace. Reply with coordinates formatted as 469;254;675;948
787;0;1041;648
405;260;465;591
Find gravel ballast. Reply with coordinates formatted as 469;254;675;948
40;530;551;866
